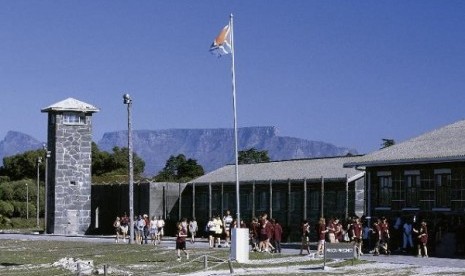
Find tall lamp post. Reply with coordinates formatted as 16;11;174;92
26;183;29;220
36;156;42;228
123;93;134;244
43;144;51;233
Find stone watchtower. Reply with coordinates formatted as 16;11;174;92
41;98;99;235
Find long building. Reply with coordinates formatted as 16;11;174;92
186;155;365;241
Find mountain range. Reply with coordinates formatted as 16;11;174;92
0;127;357;176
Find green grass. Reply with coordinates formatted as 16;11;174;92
0;239;343;275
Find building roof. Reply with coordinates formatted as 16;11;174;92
190;155;365;184
41;97;100;113
344;119;465;168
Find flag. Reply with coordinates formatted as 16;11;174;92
210;23;232;57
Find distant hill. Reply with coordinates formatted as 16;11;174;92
0;131;44;160
0;128;357;176
97;127;357;176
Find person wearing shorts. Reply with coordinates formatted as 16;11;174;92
176;223;189;261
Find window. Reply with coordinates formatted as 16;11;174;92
405;174;420;207
378;176;392;206
272;191;284;211
63;112;86;124
435;171;451;208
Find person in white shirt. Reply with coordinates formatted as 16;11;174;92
223;210;233;247
188;218;198;244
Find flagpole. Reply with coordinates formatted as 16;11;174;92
230;13;240;225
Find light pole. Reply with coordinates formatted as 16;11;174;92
123;93;134;244
36;156;42;228
43;144;51;233
26;183;29;220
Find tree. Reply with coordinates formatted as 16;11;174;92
0;150;45;181
238;148;270;164
154;154;204;182
380;139;395;149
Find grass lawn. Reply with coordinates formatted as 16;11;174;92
0;239;341;275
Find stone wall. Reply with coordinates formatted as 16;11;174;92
48;113;93;235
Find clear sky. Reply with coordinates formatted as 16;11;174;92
1;1;464;154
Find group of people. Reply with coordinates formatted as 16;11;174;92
248;213;283;253
306;215;430;258
113;213;166;245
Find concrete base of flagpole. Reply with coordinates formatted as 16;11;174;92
230;228;249;263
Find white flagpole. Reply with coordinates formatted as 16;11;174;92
230;13;240;224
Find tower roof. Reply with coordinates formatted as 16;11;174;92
41;98;100;113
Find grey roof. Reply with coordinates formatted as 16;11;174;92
41;98;100;113
344;119;465;168
190;155;365;184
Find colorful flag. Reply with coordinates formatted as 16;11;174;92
210;23;232;57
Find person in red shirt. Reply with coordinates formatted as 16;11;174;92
414;220;429;257
379;217;391;255
175;223;189;261
351;217;363;257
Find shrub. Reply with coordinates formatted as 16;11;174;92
0;200;14;217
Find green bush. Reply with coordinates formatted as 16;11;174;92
0;183;14;201
0;200;14;217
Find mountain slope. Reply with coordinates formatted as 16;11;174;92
0;131;44;160
97;126;356;176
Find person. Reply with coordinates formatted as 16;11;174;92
136;215;146;244
175;223;189;261
223;210;233;247
373;218;382;256
143;214;150;244
180;217;188;232
300;220;311;255
327;218;337;243
380;217;391;255
271;218;283;253
362;220;372;254
113;217;121;243
402;218;414;253
188;218;198;244
207;217;215;248
316;217;328;256
213;215;223;248
414;220;428;257
120;213;129;242
156;216;165;241
351;217;363;257
259;213;274;252
250;217;260;251
150;215;159;245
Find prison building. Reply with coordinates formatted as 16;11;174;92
185;155;365;241
344;119;465;228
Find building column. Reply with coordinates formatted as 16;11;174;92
178;183;182;221
303;178;307;220
345;174;349;219
208;183;212;219
320;176;325;218
252;181;256;218
221;183;224;215
192;183;196;219
287;179;291;228
269;179;273;219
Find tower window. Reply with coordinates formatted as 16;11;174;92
63;112;86;125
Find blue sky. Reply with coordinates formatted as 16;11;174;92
0;1;464;154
